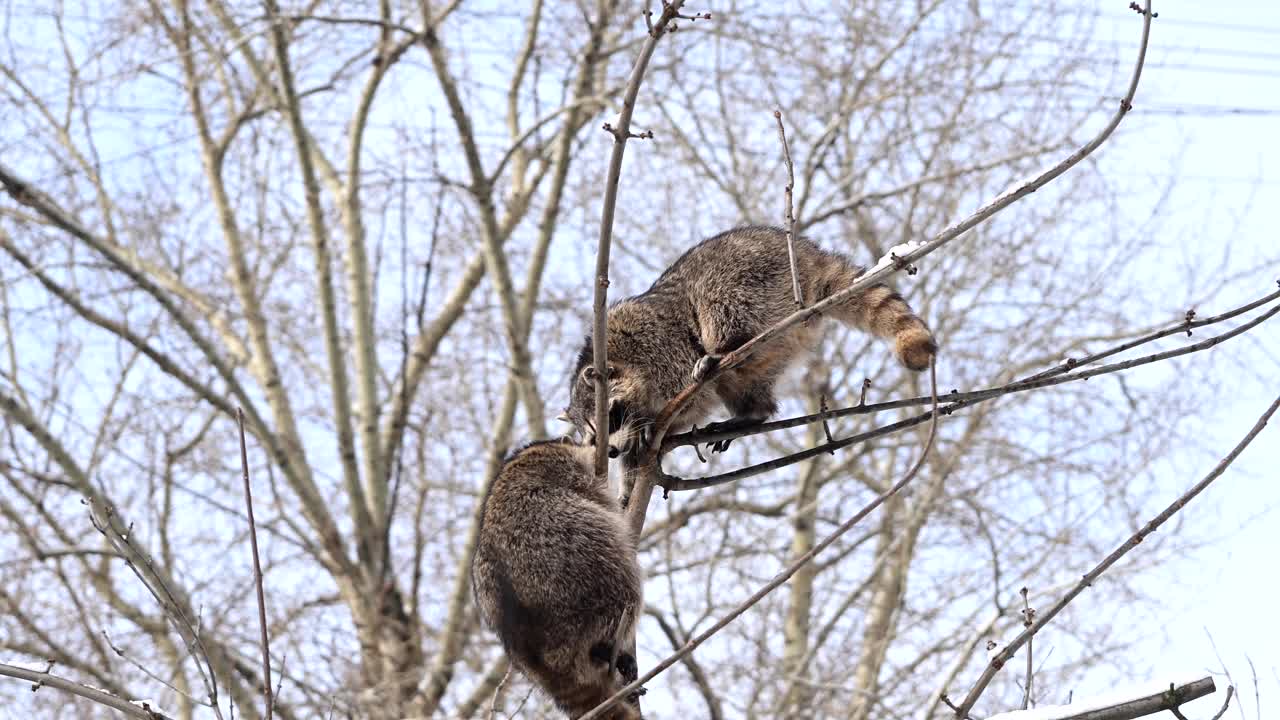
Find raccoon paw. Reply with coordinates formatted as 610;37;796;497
616;652;638;683
702;416;764;454
691;353;722;382
895;328;938;371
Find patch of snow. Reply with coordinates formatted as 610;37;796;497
131;698;169;715
868;241;927;274
985;672;1213;720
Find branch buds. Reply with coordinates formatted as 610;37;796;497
1127;2;1158;18
890;252;919;276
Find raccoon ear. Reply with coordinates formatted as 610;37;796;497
582;364;620;383
555;411;571;423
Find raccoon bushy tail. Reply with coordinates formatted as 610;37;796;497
813;250;937;371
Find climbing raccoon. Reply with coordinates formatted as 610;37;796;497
472;439;644;719
564;225;936;455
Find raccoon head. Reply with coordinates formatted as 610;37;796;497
562;358;652;460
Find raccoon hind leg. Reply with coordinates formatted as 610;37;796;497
702;372;779;453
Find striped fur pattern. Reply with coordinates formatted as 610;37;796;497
472;439;644;719
565;225;936;455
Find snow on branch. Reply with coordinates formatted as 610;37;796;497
983;675;1219;720
0;661;174;719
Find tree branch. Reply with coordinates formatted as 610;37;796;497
663;294;1279;491
954;386;1277;716
0;662;175;720
591;0;690;480
238;409;273;720
263;0;376;569
774;109;802;305
983;676;1217;720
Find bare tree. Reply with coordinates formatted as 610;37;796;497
0;1;1271;719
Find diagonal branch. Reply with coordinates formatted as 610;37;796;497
0;662;176;720
664;285;1280;453
954;386;1277;717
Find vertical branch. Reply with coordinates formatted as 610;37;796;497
774;109;802;306
1021;587;1034;710
419;0;547;436
238;408;273;720
341;0;418;540
262;0;376;568
592;0;692;480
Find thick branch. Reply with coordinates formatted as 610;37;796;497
264;0;376;568
419;0;546;435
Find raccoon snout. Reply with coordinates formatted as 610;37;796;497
607;400;627;434
608;446;620;459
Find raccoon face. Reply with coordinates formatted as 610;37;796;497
563;364;648;459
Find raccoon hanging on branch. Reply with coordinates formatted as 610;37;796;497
472;438;645;719
563;225;937;457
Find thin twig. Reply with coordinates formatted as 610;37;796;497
1020;587;1034;710
774;109;802;305
592;0;691;481
487;664;512;720
237;408;273;720
953;392;1279;717
582;360;941;720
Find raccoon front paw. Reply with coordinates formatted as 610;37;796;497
616;652;637;683
691;353;722;382
895;327;938;371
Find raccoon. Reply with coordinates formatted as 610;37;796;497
564;225;936;455
472;438;644;719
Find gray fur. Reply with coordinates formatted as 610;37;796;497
566;225;936;454
472;439;644;719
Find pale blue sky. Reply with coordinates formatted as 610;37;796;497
1055;2;1280;715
